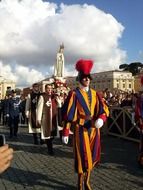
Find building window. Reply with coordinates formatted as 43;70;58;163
129;84;131;88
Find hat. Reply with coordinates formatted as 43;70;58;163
75;59;93;81
11;90;16;93
32;83;39;87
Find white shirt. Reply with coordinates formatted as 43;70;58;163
79;84;89;92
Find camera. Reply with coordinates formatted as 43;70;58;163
0;134;6;146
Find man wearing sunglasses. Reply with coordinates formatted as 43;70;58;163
62;59;109;190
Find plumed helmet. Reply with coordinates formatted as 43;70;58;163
75;59;93;81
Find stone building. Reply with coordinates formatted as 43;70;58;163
22;70;135;97
92;70;134;92
66;70;134;93
0;76;16;99
22;78;55;97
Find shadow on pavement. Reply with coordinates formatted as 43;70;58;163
100;135;143;178
1;167;76;190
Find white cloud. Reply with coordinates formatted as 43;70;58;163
0;60;44;87
0;0;126;87
14;65;45;87
0;61;17;81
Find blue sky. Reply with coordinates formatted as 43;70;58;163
47;0;143;64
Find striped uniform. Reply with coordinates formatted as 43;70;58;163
135;97;143;167
62;87;109;174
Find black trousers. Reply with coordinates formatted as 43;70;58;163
33;133;45;145
8;116;19;137
46;138;54;154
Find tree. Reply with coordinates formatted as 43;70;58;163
119;62;143;75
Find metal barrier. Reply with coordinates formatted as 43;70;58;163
106;106;140;143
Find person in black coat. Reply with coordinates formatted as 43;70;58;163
6;90;21;138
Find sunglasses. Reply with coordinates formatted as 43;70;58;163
82;76;91;81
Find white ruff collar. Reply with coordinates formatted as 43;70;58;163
79;84;89;92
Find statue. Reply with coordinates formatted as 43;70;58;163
54;44;64;78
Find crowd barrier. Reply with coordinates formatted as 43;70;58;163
105;106;140;143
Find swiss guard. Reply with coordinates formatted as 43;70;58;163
61;59;109;190
135;76;143;168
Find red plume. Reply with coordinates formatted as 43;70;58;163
75;59;93;74
140;76;143;86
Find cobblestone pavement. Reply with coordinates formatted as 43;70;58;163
0;125;143;190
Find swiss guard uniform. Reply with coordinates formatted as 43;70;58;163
135;76;143;168
25;83;41;145
62;59;109;190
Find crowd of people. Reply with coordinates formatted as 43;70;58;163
101;88;137;108
100;87;143;168
0;92;27;129
0;59;142;189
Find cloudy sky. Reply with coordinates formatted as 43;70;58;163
0;0;139;88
